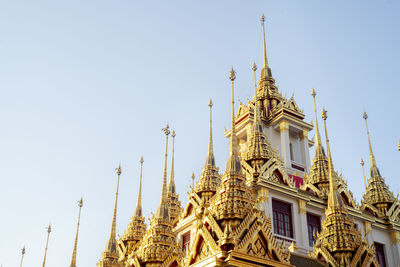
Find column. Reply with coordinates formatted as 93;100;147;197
297;199;309;253
390;231;400;265
258;188;271;218
279;121;291;169
364;221;373;245
301;129;311;173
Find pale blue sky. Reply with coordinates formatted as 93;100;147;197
0;1;399;266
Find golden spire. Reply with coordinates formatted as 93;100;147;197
135;156;144;217
361;112;395;217
156;124;170;220
168;130;176;194
321;109;341;211
252;62;261;133
398;140;400;151
120;158;146;257
226;67;241;174
70;198;83;267
205;99;215;166
260;14;271;79
20;246;25;267
194;100;221;202
311;89;325;157
302;89;330;199
360;158;368;192
42;224;51;267
211;68;254;226
101;164;122;262
363;112;378;171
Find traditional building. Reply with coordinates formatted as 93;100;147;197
95;15;400;267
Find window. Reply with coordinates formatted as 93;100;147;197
182;231;191;256
374;242;386;267
272;200;293;238
307;213;321;246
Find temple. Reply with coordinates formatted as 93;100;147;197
93;15;400;267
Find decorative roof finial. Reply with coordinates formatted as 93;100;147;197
229;67;237;155
135;157;144;217
42;224;52;267
363;112;378;169
398;140;400;151
206;99;215;165
260;14;270;79
360;158;368;193
161;123;170;203
102;165;122;259
322;109;341;210
20;246;26;267
311;89;325;157
168;130;176;194
225;67;242;174
252;62;262;133
156;124;171;220
70;198;83;267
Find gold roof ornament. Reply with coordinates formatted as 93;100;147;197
194;99;221;203
302;91;355;208
42;224;51;267
120;157;146;257
20;246;25;267
302;90;330;198
70;198;83;267
97;165;123;267
167;130;182;223
185;66;291;267
244;63;278;178
288;242;298;253
311;109;378;267
361;112;395;218
360;158;368;193
211;68;255;239
134;125;181;266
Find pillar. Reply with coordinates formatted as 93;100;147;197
390;231;400;265
301;129;311;173
279;121;291;169
296;199;309;253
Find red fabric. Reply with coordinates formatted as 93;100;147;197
288;174;303;188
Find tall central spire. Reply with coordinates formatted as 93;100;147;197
135;157;144;217
168;130;176;194
70;198;83;267
260;14;270;79
321;109;341;210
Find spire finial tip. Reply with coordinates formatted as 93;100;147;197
311;88;316;97
363;111;368;120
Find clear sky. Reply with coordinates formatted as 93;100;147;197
0;1;399;266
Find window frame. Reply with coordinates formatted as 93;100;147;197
181;231;191;256
272;199;293;238
306;213;321;247
374;242;386;267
